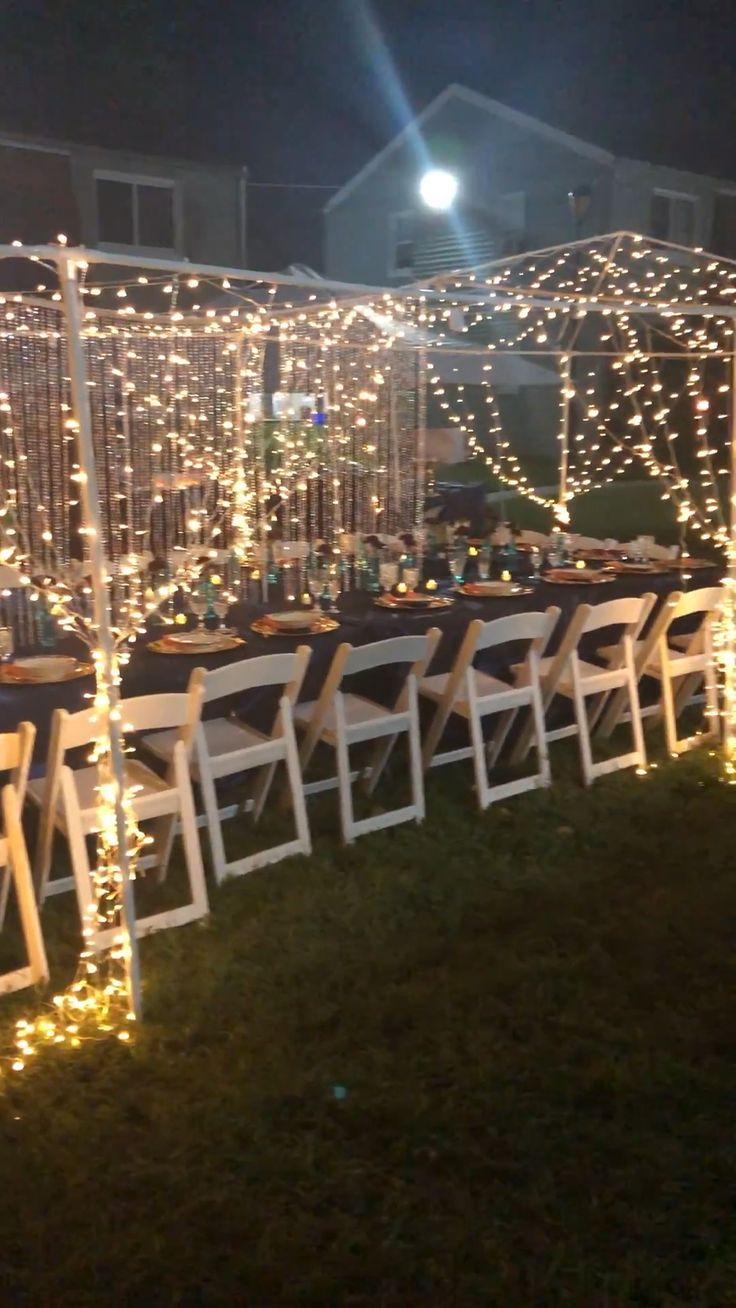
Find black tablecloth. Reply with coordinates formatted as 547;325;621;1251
3;566;720;763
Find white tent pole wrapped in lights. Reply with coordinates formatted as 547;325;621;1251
0;230;734;1035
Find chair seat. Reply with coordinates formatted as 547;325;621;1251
54;758;167;817
143;717;264;777
514;655;608;692
294;693;392;739
420;667;516;708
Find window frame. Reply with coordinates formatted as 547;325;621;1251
388;209;415;278
94;169;180;255
650;187;698;245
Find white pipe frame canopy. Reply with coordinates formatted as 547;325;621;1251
0;228;734;1046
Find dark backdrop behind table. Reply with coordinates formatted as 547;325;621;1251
1;566;718;770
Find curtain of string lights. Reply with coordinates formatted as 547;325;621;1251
0;230;734;1066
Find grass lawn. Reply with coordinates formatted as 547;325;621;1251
440;459;684;545
1;732;735;1305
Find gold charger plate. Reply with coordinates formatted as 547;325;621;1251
544;571;615;586
251;616;339;637
149;634;246;655
457;583;534;598
374;594;454;610
670;558;713;570
0;660;94;685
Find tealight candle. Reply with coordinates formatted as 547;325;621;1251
210;574;222;585
174;612;187;625
575;558;586;570
396;581;407;594
301;592;311;606
425;578;438;591
468;546;479;557
501;569;511;582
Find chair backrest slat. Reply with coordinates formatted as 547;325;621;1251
473;608;560;654
197;647;311;703
121;691;201;735
344;633;437;677
669;585;723;622
580;595;652;637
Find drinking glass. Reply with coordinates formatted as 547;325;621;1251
306;564;324;604
212;597;229;628
530;547;542;584
0;627;13;662
188;591;208;628
449;545;467;585
478;548;491;581
326;564;341;614
379;561;398;592
403;567;419;593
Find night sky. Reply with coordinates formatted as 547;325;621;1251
1;0;735;268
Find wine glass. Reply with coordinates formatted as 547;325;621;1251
403;567;419;593
379;561;398;592
326;563;341;614
188;590;208;629
530;547;542;584
478;547;491;582
306;563;324;607
449;545;467;586
211;596;229;629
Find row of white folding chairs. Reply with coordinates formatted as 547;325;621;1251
12;584;722;969
515;529;679;562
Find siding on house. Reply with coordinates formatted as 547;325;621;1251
0;130;246;266
324;84;736;285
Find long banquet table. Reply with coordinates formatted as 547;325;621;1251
1;565;720;763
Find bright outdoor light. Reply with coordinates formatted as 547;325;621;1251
418;168;458;210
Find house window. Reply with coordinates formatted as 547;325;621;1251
390;211;414;276
711;192;736;260
650;190;697;246
95;173;176;250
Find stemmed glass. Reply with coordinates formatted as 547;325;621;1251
402;567;419;593
379;561;398;593
306;562;324;608
211;595;230;629
449;544;467;586
326;562;341;614
530;547;542;584
478;547;491;582
188;588;208;629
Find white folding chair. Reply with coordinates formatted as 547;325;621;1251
596;590;684;737
31;686;207;946
0;721;35;929
624;586;721;756
420;608;559;808
0;782;48;996
514;596;649;785
570;535;608;552
142;649;312;882
294;630;440;843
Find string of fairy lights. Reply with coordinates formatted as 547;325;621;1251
1;229;736;1072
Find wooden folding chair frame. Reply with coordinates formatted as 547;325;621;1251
420;608;560;809
0;782;48;995
0;721;36;930
295;630;440;843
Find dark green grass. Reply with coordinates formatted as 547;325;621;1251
1;734;736;1306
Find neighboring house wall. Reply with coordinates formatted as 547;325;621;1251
324;86;736;285
325;93;616;285
0;133;245;265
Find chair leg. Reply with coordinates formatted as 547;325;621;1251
33;794;58;903
283;718;311;855
198;752;228;884
363;732;399;796
468;701;490;810
408;704;425;824
530;677;551;787
626;660;647;769
421;699;454;772
173;744;208;918
250;760;279;822
571;662;594;786
660;658;679;755
704;655;720;742
3;788;48;987
335;723;355;844
597;685;628;740
60;770;98;939
485;707;517;769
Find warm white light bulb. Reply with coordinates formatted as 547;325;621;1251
418;168;458;211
